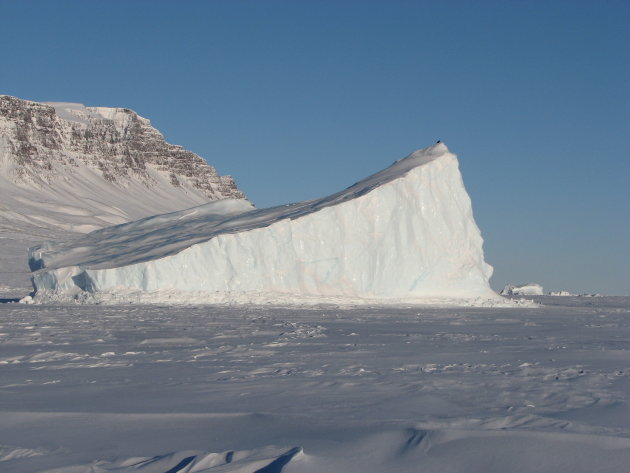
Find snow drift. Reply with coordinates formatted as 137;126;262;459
29;143;498;303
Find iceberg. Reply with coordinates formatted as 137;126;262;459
29;143;499;304
501;283;545;296
549;290;574;296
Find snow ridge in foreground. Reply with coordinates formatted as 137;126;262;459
30;143;499;304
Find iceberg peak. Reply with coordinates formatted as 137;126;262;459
410;141;449;157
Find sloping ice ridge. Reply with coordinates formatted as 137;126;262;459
29;143;501;304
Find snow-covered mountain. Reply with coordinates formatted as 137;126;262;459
0;95;245;294
31;143;499;304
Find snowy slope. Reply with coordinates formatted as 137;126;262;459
31;143;499;303
0;96;245;295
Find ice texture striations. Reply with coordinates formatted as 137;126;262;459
30;143;498;304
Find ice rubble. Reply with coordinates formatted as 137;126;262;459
29;143;501;304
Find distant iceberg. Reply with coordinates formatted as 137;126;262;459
30;143;500;304
501;283;544;296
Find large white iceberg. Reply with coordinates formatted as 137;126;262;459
29;143;499;304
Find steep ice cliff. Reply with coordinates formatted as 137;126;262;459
30;143;499;304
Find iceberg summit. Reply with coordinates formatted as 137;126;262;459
29;143;499;304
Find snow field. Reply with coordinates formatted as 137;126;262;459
1;297;629;472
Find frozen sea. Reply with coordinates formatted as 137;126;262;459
1;296;629;472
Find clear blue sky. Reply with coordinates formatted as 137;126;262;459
2;0;628;295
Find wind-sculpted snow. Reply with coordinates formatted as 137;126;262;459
29;143;498;303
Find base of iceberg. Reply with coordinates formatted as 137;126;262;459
30;143;502;305
29;287;517;307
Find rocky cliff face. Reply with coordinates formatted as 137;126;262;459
0;95;247;295
0;95;244;200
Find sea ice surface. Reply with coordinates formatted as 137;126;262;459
1;296;629;472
